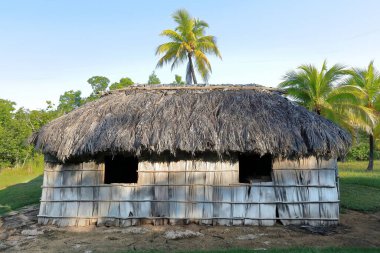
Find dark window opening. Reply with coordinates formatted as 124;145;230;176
104;155;138;184
239;153;272;183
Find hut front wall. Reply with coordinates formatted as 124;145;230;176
38;157;339;227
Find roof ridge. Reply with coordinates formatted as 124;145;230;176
102;84;284;96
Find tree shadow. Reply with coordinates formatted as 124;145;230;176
0;175;43;216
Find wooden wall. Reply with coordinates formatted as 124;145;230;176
38;157;338;227
272;157;339;226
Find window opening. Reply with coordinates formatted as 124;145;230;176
104;155;138;184
239;153;272;183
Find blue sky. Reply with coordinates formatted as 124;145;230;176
1;0;380;109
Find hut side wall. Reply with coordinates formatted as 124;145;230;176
38;157;338;227
273;157;339;226
38;161;105;226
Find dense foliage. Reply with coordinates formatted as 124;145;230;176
0;99;57;168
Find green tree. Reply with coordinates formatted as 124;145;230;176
156;9;222;84
0;99;16;126
279;61;349;115
173;74;185;85
87;76;110;100
109;77;134;90
0;99;18;167
57;90;83;113
345;61;380;171
148;71;161;84
279;61;375;139
0;99;60;168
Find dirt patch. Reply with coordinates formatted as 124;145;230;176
0;205;379;252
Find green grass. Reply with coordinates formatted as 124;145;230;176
338;160;380;212
0;175;43;215
0;155;44;189
0;155;44;216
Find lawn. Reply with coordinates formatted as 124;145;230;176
0;155;44;190
338;160;380;212
0;155;44;215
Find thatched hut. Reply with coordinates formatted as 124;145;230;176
31;85;351;227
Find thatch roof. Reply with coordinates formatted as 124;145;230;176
31;85;351;162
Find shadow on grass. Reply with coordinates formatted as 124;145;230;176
0;175;43;216
340;182;380;212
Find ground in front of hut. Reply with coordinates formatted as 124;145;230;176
0;205;379;252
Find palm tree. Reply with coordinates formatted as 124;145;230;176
156;9;222;84
279;60;352;114
344;61;380;171
279;60;376;143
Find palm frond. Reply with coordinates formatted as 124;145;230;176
197;36;222;59
156;43;183;68
194;50;212;81
155;42;181;55
159;30;183;43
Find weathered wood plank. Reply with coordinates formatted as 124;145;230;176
186;160;205;219
202;161;214;225
98;186;111;220
259;182;276;226
232;186;246;225
273;157;337;170
153;162;169;218
244;184;260;225
169;161;186;223
109;185;121;219
137;161;153;221
39;189;47;217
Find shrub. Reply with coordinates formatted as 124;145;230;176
346;142;380;161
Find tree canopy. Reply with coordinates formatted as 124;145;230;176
156;9;221;84
148;71;161;84
109;77;134;90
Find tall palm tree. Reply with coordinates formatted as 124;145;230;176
344;61;380;171
156;9;222;84
279;60;376;142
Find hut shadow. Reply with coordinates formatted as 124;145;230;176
0;175;43;216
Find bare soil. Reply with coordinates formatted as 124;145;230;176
0;205;379;252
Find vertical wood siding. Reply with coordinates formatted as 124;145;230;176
38;157;338;226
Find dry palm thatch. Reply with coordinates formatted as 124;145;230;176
31;85;351;162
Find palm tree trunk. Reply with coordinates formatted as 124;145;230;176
367;134;374;171
314;107;321;115
186;62;192;85
188;53;197;84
